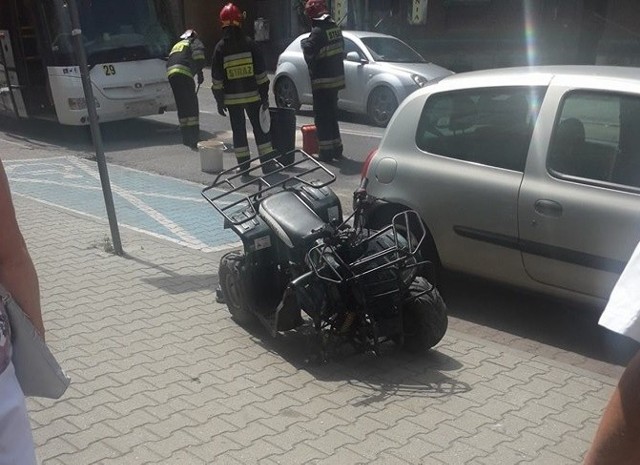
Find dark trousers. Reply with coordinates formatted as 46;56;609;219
312;88;343;159
228;101;274;169
168;74;199;148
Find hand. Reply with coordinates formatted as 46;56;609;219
197;73;204;85
261;98;269;111
217;104;227;117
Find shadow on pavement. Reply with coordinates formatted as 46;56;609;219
236;318;471;403
440;272;640;372
0;115;218;152
125;253;220;294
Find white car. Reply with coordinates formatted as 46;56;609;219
360;66;640;306
273;30;453;127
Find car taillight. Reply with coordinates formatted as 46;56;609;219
361;148;378;180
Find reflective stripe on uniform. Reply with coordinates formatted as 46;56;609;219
224;90;260;106
224;52;254;80
167;64;194;78
257;141;273;156
169;40;189;55
318;137;342;150
317;42;343;59
234;146;251;160
255;71;269;86
311;76;345;90
179;116;199;127
211;80;224;91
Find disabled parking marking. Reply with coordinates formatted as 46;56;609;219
5;157;241;252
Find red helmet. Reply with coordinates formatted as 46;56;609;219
220;3;244;27
304;0;328;19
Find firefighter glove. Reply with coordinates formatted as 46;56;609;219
217;104;227;117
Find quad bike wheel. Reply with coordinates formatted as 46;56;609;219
219;251;256;327
399;277;448;352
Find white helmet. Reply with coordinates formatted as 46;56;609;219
180;29;197;39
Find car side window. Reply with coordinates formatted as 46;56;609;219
416;87;545;172
548;91;640;189
343;39;362;59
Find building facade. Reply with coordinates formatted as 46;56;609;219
182;0;640;72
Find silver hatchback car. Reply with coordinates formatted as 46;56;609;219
273;30;453;127
360;66;640;306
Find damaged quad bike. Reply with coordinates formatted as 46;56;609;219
202;150;448;359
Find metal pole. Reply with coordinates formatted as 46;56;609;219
66;0;123;255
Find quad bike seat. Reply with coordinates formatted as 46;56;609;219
259;191;327;248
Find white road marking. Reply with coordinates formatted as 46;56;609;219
68;158;213;250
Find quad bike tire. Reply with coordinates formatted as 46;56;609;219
219;251;257;327
400;277;448;353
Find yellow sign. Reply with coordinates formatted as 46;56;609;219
226;64;254;80
410;0;428;25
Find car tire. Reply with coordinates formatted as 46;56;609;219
367;86;398;127
219;251;257;327
274;77;301;111
399;277;448;353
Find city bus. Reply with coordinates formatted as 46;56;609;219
0;0;180;125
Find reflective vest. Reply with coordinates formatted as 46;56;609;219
302;16;345;91
166;38;205;78
211;28;269;106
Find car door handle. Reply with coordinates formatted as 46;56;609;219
534;199;563;217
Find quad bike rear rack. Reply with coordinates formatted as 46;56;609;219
305;210;430;302
201;149;336;226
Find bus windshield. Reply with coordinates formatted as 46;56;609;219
48;0;176;66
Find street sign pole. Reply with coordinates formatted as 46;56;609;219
66;0;123;255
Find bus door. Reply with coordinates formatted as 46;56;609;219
0;30;27;118
14;0;55;119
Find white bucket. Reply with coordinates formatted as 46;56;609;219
197;139;225;173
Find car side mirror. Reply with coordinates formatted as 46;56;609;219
345;51;367;64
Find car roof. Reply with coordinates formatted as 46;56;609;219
291;30;397;43
437;65;640;88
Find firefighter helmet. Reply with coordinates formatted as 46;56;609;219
220;3;245;27
304;0;328;19
180;29;198;39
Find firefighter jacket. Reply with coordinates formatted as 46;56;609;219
166;38;206;79
301;15;345;92
210;27;269;107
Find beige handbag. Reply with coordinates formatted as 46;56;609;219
0;285;70;399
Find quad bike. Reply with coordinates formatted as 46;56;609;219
202;150;448;359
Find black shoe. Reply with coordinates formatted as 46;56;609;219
234;166;252;181
318;150;333;162
261;160;279;175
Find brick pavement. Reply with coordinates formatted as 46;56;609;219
13;193;617;464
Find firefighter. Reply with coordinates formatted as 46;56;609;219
211;3;276;176
302;0;345;161
166;29;206;150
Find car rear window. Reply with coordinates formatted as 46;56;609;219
548;90;640;190
416;86;546;172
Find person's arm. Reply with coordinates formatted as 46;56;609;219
0;159;45;339
583;347;640;465
210;46;226;115
192;38;206;83
251;41;269;107
301;26;322;67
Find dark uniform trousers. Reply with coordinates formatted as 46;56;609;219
168;74;200;148
313;88;343;159
228;101;273;170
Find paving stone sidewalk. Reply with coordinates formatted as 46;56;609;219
15;194;616;465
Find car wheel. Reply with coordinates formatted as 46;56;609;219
367;87;398;127
274;77;301;111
